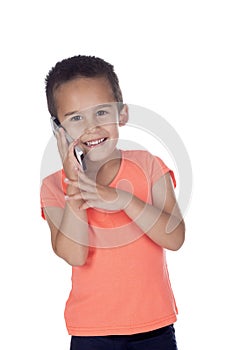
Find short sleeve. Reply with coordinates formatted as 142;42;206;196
40;170;65;219
151;156;176;188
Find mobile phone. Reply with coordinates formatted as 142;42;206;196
51;116;86;171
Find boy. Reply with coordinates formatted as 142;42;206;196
40;55;185;349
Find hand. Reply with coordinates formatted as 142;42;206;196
65;170;133;211
56;128;80;180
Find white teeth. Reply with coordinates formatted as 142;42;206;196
86;138;105;146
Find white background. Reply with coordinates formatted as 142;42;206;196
1;1;233;349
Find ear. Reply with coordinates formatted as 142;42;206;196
119;104;129;126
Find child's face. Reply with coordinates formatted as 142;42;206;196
54;77;128;162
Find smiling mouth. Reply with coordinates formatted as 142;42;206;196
83;137;107;147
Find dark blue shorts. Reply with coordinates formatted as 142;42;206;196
70;324;178;350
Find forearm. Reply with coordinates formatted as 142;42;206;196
54;231;88;266
55;200;89;266
124;195;185;251
45;185;89;266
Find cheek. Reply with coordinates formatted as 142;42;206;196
61;122;84;140
69;128;84;141
107;124;119;139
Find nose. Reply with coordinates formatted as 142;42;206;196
83;115;100;133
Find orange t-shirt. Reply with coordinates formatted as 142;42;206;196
40;150;178;336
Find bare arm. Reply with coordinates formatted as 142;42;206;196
43;189;89;266
123;173;185;250
43;128;89;266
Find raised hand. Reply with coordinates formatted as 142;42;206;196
56;127;81;181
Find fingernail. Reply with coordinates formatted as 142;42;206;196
65;195;69;200
64;178;69;183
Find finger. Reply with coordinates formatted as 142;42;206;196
78;181;98;195
65;190;96;202
77;169;91;181
64;176;96;193
73;141;86;171
64;178;78;187
74;158;83;172
79;202;91;210
57;128;69;160
77;173;99;192
65;193;83;200
57;128;78;158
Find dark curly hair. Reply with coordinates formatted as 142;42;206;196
45;55;123;117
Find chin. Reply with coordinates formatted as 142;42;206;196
86;151;110;163
85;144;118;163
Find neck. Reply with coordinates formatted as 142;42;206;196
85;148;122;185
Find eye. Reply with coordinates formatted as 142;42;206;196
96;110;108;117
70;115;82;121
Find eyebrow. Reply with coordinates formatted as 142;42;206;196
64;111;80;117
64;104;113;117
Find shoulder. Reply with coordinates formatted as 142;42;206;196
121;149;165;169
40;169;65;195
40;169;65;211
121;150;176;187
40;170;65;219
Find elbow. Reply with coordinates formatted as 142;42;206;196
69;256;88;267
167;220;186;251
63;252;88;267
168;238;185;251
65;248;89;267
54;245;89;267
